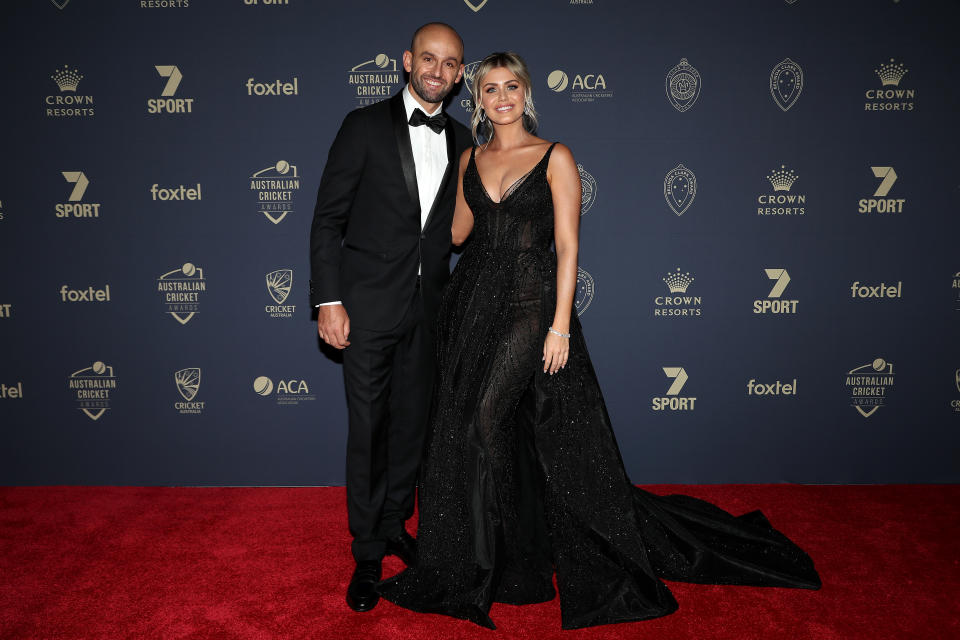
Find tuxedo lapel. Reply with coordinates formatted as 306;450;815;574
391;93;420;213
422;120;456;233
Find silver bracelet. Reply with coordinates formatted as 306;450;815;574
548;326;570;339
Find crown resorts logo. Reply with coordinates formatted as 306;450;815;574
846;358;894;417
578;165;597;215
55;171;101;219
348;54;400;107
1;381;23;399
758;165;805;216
865;58;914;111
59;284;111;303
575;267;595;316
665;58;701;112
664;164;696;216
953;272;960;311
547;69;612;103
753;268;798;314
770;58;803;111
652;367;696;411
157;262;206;324
858;166;904;214
655;268;701;318
265;269;295;318
46;65;94;118
250;161;300;224
142;0;191;7
252;375;316;405
174;367;204;414
850;280;902;300
460;59;483;113
747;378;797;396
148;65;194;114
69;361;117;421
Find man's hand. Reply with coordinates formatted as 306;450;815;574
317;304;351;349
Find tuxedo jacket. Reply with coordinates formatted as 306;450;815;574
309;91;473;331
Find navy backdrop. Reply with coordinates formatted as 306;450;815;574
1;0;958;485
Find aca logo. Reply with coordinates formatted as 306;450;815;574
59;284;111;302
845;358;894;418
157;262;206;324
174;367;204;414
1;382;23;399
68;361;117;421
665;58;701;112
250;161;300;224
0;303;11;318
253;375;316;405
55;171;101;219
654;268;702;318
664;164;696;216
460;59;483;112
747;378;797;396
652;367;696;411
265;269;295;318
858;166;904;214
348;54;400;107
147;65;194;114
758;165;805;216
46;65;94;118
575;267;595;316
546;69;612;103
865;58;914;112
770;58;803;111
578;165;597;215
246;76;299;96
753;268;798;314
850;280;902;299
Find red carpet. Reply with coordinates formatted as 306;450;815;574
1;485;957;639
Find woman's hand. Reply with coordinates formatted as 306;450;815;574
543;331;570;375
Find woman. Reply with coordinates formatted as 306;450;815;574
378;52;821;630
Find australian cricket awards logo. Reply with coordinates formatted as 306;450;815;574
846;358;894;417
147;65;194;114
652;367;696;411
69;361;117;421
174;367;204;415
575;267;595;316
265;269;295;318
865;58;914;112
55;171;101;219
460;59;483;112
758;165;805;216
547;69;612;103
579;165;597;215
770;58;803;111
858;166;904;214
253;375;316;406
665;58;701;112
655;268;701;317
753;268;798;314
463;0;488;11
250;161;300;224
46;65;94;117
664;164;696;216
348;54;400;107
157;262;206;324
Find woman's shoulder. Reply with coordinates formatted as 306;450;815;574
544;141;575;170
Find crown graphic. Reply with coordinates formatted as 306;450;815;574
766;165;798;191
52;65;83;92
875;58;907;86
663;268;694;293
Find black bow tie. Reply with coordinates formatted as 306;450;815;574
409;108;447;134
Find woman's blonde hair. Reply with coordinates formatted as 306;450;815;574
470;52;538;144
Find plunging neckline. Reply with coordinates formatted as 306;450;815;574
472;143;555;205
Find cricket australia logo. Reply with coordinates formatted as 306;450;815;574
460;59;483;112
265;269;295;318
664;164;696;216
770;58;803;111
665;58;701;112
174;367;200;401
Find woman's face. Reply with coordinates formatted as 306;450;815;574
479;66;525;126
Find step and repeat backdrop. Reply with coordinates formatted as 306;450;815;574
1;0;958;485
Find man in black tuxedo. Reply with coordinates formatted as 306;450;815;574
309;23;472;613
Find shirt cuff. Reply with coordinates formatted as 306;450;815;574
316;301;342;307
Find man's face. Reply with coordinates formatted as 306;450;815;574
403;27;464;105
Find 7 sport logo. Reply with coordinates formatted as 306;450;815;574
753;268;798;314
147;65;194;114
651;367;696;411
858;166;904;214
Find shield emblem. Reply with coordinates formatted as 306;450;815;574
578;165;597;215
462;60;482;96
266;269;292;304
175;368;201;401
770;58;803;111
665;58;701;112
663;164;697;216
463;0;488;12
261;210;289;224
575;267;595;316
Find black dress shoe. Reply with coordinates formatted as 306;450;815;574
346;559;382;612
384;530;418;566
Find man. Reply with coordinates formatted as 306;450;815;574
309;23;472;613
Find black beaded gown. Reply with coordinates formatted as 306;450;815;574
378;143;821;630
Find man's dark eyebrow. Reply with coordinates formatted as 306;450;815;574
420;50;460;63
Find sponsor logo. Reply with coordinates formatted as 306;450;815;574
575;267;594;316
753;268;798;314
157;262;206;324
46;65;94;117
265;269;296;318
140;1;190;7
59;284;111;302
50;0;70;9
0;382;23;399
147;65;194;114
69;361;117;421
253;375;316;405
242;0;288;5
652;367;696;411
858;166;904;214
150;183;201;201
174;367;204;414
547;69;613;102
747;378;797;395
578;164;597;215
846;358;894;417
665;58;701;112
664;164;696;216
246;76;299;96
348;54;400;107
463;0;488;11
570;0;594;4
459;59;483;112
250;161;300;223
850;280;902;299
55;171;101;219
953;369;960;413
953;272;960;311
655;268;701;317
770;58;803;111
0;303;11;318
758;165;805;216
865;58;914;111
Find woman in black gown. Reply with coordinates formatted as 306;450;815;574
378;52;821;630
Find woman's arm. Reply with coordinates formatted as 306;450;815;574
451;148;475;246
